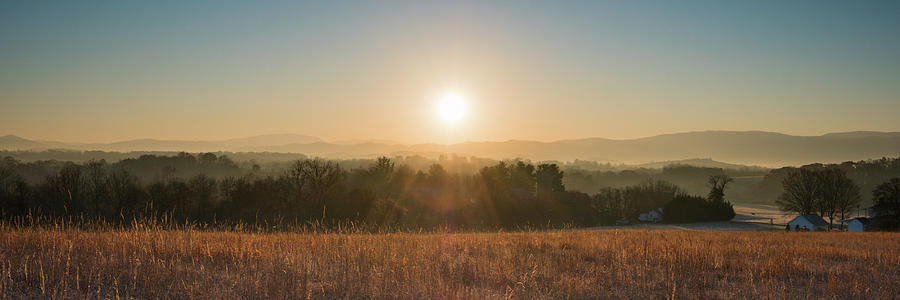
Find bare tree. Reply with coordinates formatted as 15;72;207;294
776;169;821;215
289;159;343;220
84;160;108;216
286;160;309;212
819;168;860;226
707;175;733;203
368;157;395;199
107;168;141;215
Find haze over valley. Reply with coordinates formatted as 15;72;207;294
3;130;900;167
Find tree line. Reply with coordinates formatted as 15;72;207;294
0;153;735;230
756;157;900;206
776;165;900;230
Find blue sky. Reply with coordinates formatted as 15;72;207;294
1;1;899;143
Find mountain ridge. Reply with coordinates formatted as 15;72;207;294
2;131;899;166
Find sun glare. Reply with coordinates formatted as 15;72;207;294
436;92;468;126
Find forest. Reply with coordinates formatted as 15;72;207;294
0;150;770;199
0;153;740;230
3;152;899;230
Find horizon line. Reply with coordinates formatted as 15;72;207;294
4;129;900;146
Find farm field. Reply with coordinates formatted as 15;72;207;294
1;229;898;299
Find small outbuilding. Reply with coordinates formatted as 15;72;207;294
841;217;870;232
639;208;664;223
788;214;829;231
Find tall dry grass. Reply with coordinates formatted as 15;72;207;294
1;227;898;299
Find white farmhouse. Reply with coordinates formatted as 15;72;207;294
787;214;829;231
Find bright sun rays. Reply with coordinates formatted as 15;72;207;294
435;92;468;126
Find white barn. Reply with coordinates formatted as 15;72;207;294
788;214;829;231
841;217;870;232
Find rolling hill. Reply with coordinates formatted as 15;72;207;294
2;131;899;166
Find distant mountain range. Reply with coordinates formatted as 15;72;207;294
2;131;900;166
0;134;322;153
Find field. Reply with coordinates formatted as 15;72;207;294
2;228;898;299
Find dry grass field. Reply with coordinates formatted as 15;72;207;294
1;228;898;299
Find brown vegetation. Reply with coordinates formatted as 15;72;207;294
1;229;898;299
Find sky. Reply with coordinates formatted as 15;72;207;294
1;1;899;144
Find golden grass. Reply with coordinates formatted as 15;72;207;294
1;229;898;299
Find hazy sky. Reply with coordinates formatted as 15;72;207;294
2;1;899;144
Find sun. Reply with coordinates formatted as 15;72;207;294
435;92;468;126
